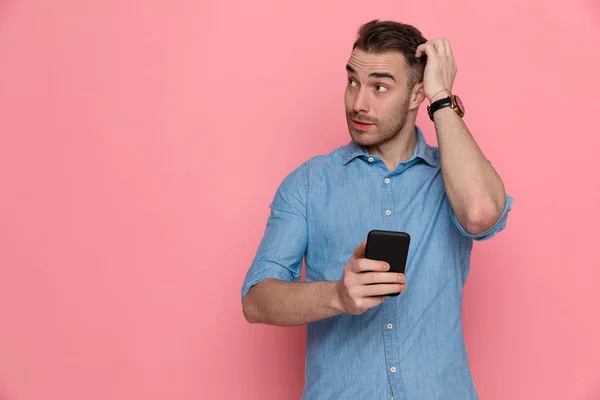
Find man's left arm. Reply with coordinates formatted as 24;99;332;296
433;105;507;235
416;39;511;236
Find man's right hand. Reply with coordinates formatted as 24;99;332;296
335;240;407;315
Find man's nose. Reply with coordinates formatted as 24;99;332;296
352;89;369;113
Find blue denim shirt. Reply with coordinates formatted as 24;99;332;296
241;126;514;399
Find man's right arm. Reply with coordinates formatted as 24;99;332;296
243;242;406;326
242;279;343;327
240;163;406;327
242;162;348;327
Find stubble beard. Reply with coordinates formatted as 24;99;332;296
346;96;411;147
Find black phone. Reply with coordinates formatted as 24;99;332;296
364;229;411;297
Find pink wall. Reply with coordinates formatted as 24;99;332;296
0;0;599;399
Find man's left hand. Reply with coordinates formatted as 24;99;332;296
415;39;457;103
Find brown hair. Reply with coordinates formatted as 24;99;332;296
352;19;428;88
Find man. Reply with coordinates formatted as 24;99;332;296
241;19;513;399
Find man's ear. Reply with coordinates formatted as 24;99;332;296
410;82;426;109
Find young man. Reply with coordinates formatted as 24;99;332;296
241;19;513;400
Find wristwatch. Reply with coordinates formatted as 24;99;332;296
427;93;465;121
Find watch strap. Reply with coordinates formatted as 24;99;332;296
427;96;453;121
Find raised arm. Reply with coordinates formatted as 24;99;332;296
416;39;507;235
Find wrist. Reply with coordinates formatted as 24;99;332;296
330;281;346;314
427;91;465;121
429;88;451;103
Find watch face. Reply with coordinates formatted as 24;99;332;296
455;95;465;115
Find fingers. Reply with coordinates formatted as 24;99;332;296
443;39;452;58
415;41;434;58
442;40;456;67
357;271;405;285
416;38;452;59
361;283;406;297
340;279;407;314
350;257;390;274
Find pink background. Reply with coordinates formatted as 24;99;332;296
1;0;599;399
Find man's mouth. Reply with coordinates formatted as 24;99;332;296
351;120;374;130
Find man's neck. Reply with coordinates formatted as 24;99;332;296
366;125;418;172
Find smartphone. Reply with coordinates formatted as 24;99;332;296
364;229;411;297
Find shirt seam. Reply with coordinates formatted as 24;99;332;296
302;161;309;220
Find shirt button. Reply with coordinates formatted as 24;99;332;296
384;178;390;184
390;366;396;373
385;210;392;216
368;157;374;162
387;323;393;329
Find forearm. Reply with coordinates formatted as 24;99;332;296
242;278;344;327
433;107;506;234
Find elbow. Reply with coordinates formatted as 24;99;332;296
241;279;276;324
242;293;261;324
464;218;492;235
464;198;503;234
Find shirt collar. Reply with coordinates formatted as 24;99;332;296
340;125;439;167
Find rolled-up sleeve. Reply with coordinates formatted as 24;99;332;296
241;162;309;301
450;194;514;241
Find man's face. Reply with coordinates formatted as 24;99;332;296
344;48;414;146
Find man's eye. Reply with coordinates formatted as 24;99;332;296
348;79;357;87
376;85;388;92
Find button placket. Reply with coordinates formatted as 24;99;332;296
382;291;404;398
381;171;395;224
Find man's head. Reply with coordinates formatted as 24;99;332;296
345;20;428;146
